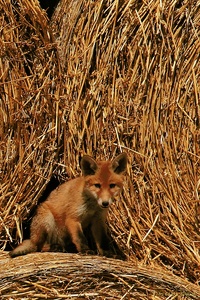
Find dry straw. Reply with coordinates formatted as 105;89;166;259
0;0;200;298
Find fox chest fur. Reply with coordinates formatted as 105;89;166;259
43;177;105;230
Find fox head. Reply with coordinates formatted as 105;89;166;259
81;153;127;208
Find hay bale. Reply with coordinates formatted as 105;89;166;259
52;0;200;282
0;0;62;246
0;0;200;295
1;251;200;299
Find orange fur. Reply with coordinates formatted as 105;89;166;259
9;153;127;257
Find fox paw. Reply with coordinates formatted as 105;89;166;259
81;249;95;255
99;250;117;258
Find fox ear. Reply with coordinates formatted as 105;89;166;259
81;155;98;176
112;153;127;174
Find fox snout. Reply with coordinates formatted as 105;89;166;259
91;185;115;208
98;197;113;208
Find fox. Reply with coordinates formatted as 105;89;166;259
9;153;127;258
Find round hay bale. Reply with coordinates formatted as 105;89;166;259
0;0;62;247
1;0;200;297
1;251;200;299
52;0;200;282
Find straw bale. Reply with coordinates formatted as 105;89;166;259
1;251;200;299
51;0;200;282
0;0;62;246
0;0;200;296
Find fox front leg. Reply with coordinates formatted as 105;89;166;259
65;218;92;253
91;216;112;256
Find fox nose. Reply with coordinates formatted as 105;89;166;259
102;201;109;208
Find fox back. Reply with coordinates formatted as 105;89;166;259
10;153;127;258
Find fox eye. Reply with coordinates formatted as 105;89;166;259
110;183;116;189
94;183;101;189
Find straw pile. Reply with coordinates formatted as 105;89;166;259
0;0;200;298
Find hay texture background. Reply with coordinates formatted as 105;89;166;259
0;0;200;298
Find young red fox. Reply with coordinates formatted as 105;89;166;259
9;153;127;258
